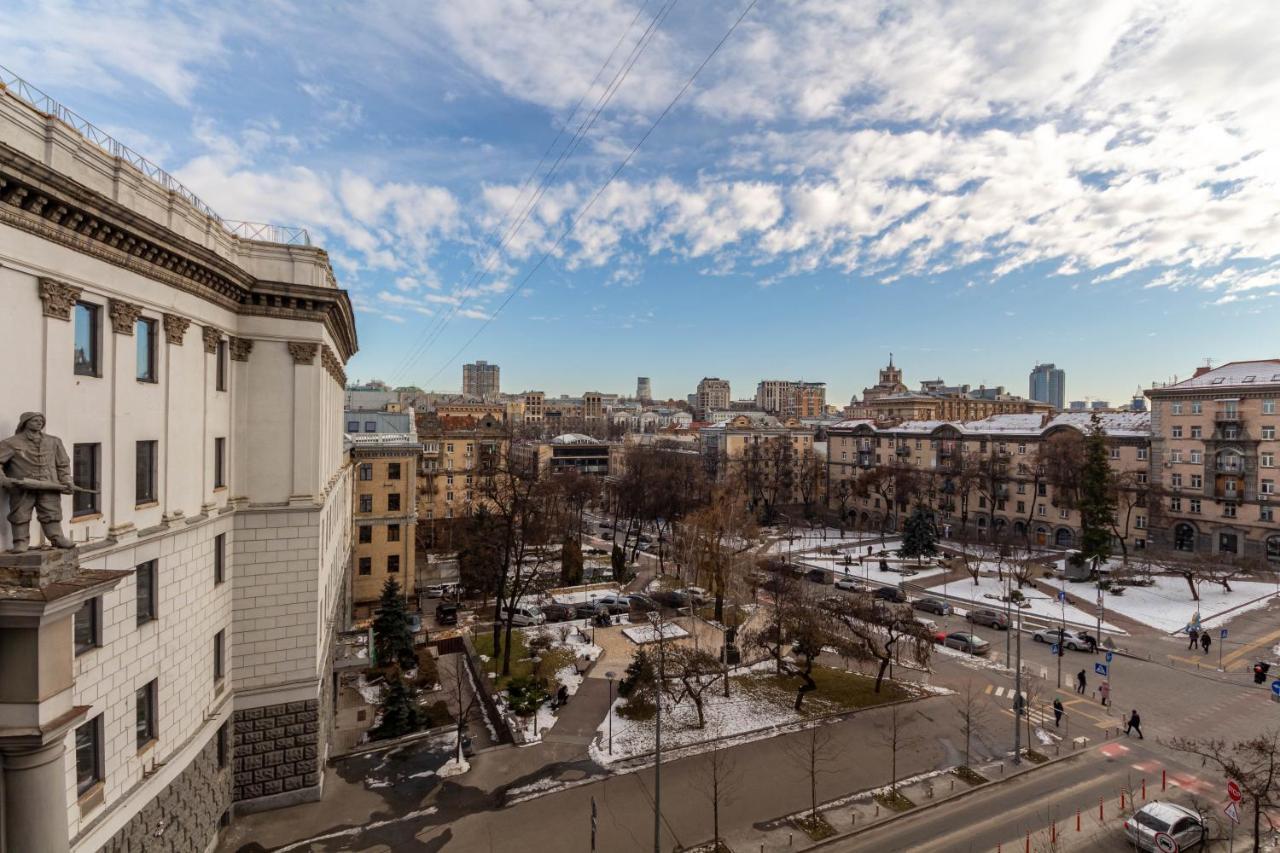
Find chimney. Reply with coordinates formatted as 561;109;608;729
1192;366;1212;378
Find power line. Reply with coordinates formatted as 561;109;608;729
389;0;678;386
419;0;761;390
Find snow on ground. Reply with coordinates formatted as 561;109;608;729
355;674;385;705
515;704;559;744
932;642;1012;673
437;757;470;777
1092;575;1279;633
622;623;689;644
798;556;949;585
556;666;584;696
548;585;622;605
765;529;888;555
926;574;1125;633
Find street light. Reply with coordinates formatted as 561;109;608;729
531;654;542;738
605;671;616;754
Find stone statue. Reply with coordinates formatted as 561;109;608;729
0;412;78;551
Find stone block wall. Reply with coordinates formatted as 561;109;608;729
102;726;230;853
232;700;320;802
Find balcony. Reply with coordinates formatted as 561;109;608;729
1215;463;1244;475
1214;410;1242;423
1218;488;1242;501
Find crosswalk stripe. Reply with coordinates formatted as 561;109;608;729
984;684;993;695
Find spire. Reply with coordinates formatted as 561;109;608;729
889;351;894;368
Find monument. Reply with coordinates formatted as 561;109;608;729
0;412;79;551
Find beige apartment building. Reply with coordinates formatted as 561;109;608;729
522;391;546;423
350;435;420;611
700;414;816;503
826;412;1152;550
847;358;1053;422
1145;361;1280;563
696;377;731;420
415;413;507;549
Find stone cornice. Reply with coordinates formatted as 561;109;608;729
229;336;253;362
108;298;142;334
162;313;190;345
202;326;222;354
321;345;347;387
37;276;81;320
288;341;319;364
0;148;358;361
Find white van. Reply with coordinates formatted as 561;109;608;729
505;605;545;627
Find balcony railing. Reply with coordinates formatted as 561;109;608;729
1214;410;1242;422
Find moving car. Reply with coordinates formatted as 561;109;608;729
805;568;832;585
834;577;865;593
873;586;908;604
965;608;1010;630
912;597;952;616
573;601;606;619
435;603;459;626
1032;627;1096;651
1123;802;1207;851
425;583;457;599
679;586;710;604
941;631;990;655
540;602;577;623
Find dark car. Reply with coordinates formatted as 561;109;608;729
593;595;632;615
540;602;577;623
435;603;459;626
942;631;990;655
626;593;660;613
805;568;832;585
653;589;692;608
574;601;606;619
873;586;908;604
912;597;952;616
965;608;1010;630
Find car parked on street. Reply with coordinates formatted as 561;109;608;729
626;593;660;613
504;604;545;626
573;601;606;619
593;595;631;615
873;586;908;604
912;597;952;616
678;586;709;604
1032;627;1096;651
833;577;865;592
435;603;459;626
1123;802;1207;851
965;608;1010;630
540;602;577;623
941;631;990;655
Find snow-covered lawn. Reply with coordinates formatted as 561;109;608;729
798;557;949;585
925;574;1125;633
548;584;623;605
622;623;688;644
765;529;888;555
1092;576;1279;633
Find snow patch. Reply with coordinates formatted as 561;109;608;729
1092;576;1277;633
438;757;470;777
622;623;688;644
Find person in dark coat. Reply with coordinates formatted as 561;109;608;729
1053;698;1064;727
1187;627;1200;650
1201;632;1212;654
1125;709;1144;739
1076;669;1087;694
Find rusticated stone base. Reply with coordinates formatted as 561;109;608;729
102;726;231;853
232;700;320;803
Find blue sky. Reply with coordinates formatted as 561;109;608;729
4;1;1279;407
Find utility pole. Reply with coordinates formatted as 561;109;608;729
1013;596;1023;765
653;612;665;853
1057;587;1066;690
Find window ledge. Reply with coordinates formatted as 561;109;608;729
136;738;157;757
77;782;105;814
135;501;159;510
213;486;228;493
72;513;103;524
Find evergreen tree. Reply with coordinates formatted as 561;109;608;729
372;668;422;739
899;506;938;565
560;535;584;585
611;543;630;583
1075;414;1116;570
457;507;501;602
372;577;417;670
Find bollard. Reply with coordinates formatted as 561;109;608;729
1099;797;1104;820
1162;769;1167;791
1142;778;1146;800
851;812;855;827
789;832;793;847
1000;763;1004;776
1120;791;1125;809
875;804;880;817
1051;823;1057;843
1076;809;1081;831
1025;830;1030;852
951;779;955;792
1055;745;1060;757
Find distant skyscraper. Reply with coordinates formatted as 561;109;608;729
462;360;500;398
1069;401;1088;411
1028;363;1066;410
637;376;652;401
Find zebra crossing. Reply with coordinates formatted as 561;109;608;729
985;683;1060;729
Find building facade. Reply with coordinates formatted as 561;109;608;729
512;434;623;477
636;377;652;402
348;424;420;611
415;413;506;550
0;77;356;853
848;359;1052;422
700;414;815;503
461;360;500;399
695;377;731;421
1029;363;1066;410
1145;361;1280;563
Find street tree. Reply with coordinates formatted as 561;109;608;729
1167;730;1280;852
899;505;938;566
882;702;921;800
679;479;758;623
372;577;416;670
663;645;726;729
830;477;856;531
785;720;837;821
441;652;480;763
696;740;738;852
954;680;992;769
617;647;659;715
828;597;934;693
1074;414;1116;572
456;505;502;605
560;534;584;585
611;543;630;583
796;447;825;521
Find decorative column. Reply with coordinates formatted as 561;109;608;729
37;277;82;319
108;299;142;334
288;343;320;505
162;313;190;345
1;732;78;853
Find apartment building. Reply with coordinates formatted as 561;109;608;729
700;414;816;502
512;433;623;477
415;413;507;549
461;359;500;399
523;391;546;423
1029;363;1067;410
847;358;1053;422
1145;361;1280;562
0;76;356;852
347;414;420;611
695;377;731;420
826;412;1151;550
755;380;827;418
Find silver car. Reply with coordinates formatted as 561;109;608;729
1123;801;1207;851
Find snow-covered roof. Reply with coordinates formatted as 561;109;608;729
1160;360;1280;391
828;411;1151;439
962;414;1048;434
1045;411;1151;437
550;433;597;445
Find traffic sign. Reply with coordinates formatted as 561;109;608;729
1105;651;1113;663
1224;800;1240;824
1051;643;1060;656
1220;628;1228;640
1058;590;1067;602
1228;779;1242;802
1153;831;1178;853
1272;680;1280;697
1095;662;1108;677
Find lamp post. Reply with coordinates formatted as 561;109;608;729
531;654;542;738
605;671;616;754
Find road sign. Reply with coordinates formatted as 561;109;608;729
1105;651;1113;663
1058;590;1067;602
1272;680;1280;697
1225;800;1240;824
1051;644;1060;656
1228;779;1242;802
1095;662;1109;677
1220;628;1228;639
1153;831;1178;853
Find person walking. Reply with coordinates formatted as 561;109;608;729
1125;709;1144;739
1099;681;1110;706
1076;669;1087;694
1201;632;1212;655
1053;698;1064;728
1187;626;1200;650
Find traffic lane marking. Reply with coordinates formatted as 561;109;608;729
1221;622;1280;668
1061;698;1115;729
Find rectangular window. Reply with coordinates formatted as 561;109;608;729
1191;401;1202;414
358;556;371;575
75;597;99;655
1171;426;1183;438
1170;473;1183;487
72;442;101;516
358;526;372;544
213;533;225;585
364;421;376;432
135;680;157;749
1017;443;1027;454
1263;426;1276;440
1264;400;1276;415
446;491;455;503
1137;472;1148;484
1109;447;1120;459
387;555;400;573
347;420;359;432
358;494;372;513
1171;450;1183;463
387;462;401;480
446;443;454;453
136;318;157;382
1190;426;1202;439
387;524;401;542
1059;508;1069;519
1262;506;1275;522
74;302;101;377
1190;451;1202;464
1263;453;1276;468
213;629;225;682
1189;499;1201;514
387;493;401;511
136;559;157;626
1016;483;1026;495
1037;483;1047;497
215;339;228;391
1135;515;1146;530
135;440;158;504
1191;474;1203;489
213;437;226;489
1169;497;1182;512
75;715;103;796
1037;504;1046;516
218;722;229;769
1016;500;1026;513
358;463;373;481
1171;402;1183;415
1137;447;1148;460
1262;479;1275;495
1224;503;1237;518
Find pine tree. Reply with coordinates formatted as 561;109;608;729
372;577;417;670
611;543;630;583
1075;413;1116;571
561;535;584;585
372;667;422;739
899;506;938;565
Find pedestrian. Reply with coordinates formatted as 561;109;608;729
1201;632;1211;655
1053;698;1064;728
1076;669;1087;694
1187;626;1199;650
1099;681;1110;706
1124;709;1144;739
1086;634;1098;654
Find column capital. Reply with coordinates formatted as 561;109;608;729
229;336;254;362
108;298;143;335
37;277;83;320
202;325;222;354
288;341;319;364
162;312;190;345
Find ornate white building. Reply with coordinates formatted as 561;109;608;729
0;72;356;851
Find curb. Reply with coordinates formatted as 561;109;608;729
1161;591;1280;638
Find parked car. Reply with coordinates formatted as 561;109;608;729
626;593;660;613
913;597;952;616
941;631;990;655
574;601;606;619
435;603;459;626
593;595;631;615
873;586;908;603
425;583;457;599
680;586;710;604
833;577;865;593
504;604;545;626
1032;627;1096;651
654;588;693;608
1123;802;1207;851
914;616;938;632
540;602;577;623
805;568;832;585
965;608;1010;630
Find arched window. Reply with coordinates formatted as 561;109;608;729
1055;528;1074;547
1216;449;1244;474
1267;535;1280;564
1174;523;1196;552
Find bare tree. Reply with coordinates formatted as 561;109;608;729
747;589;861;711
1105;471;1159;566
679;479;758;623
882;703;921;798
662;646;726;729
785;720;837;820
828;597;934;693
442;652;481;763
1168;730;1280;852
697;739;738;850
796;448;825;521
954;680;993;769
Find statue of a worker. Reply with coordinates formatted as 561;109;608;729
0;412;76;551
